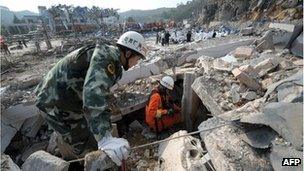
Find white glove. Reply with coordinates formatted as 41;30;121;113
98;132;130;166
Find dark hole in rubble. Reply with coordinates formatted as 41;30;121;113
189;149;199;159
116;78;185;137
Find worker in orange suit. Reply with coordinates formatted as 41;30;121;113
145;76;181;133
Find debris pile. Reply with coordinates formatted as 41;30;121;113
1;18;302;171
193;27;303;170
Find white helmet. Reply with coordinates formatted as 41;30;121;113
160;76;174;90
117;31;147;58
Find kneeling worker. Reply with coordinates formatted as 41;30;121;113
145;76;181;134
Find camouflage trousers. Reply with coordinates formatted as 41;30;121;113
39;106;98;160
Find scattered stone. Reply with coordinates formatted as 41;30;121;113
22;150;70;171
230;88;241;103
277;82;303;103
194;56;214;74
240;27;254;36
136;159;148;171
242;91;257;100
254;58;279;77
279;60;295;69
263;70;302;102
1;155;21;171
293;59;303;66
239;65;259;78
212;58;234;71
84;150;116;171
255;30;275;52
233;46;254;59
261;78;273;89
232;68;262;91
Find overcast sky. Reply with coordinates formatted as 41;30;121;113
0;0;191;13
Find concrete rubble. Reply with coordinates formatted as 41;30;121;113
22;150;70;171
193;32;303;170
0;3;302;170
158;131;208;171
1;155;21;171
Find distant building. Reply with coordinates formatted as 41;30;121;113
0;6;39;36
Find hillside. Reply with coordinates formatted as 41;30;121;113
119;8;173;23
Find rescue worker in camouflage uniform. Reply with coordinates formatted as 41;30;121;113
35;31;147;166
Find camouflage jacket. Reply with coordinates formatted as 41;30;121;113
35;43;123;141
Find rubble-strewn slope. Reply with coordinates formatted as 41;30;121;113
196;0;303;24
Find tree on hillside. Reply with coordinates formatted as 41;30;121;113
127;17;135;22
161;0;205;21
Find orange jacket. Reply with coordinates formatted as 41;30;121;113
145;89;181;132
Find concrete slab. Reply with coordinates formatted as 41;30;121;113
233;46;254;59
118;57;168;84
198;119;272;171
22;150;69;171
241;102;303;150
269;23;298;32
1;104;41;153
290;32;303;58
21;115;45;137
186;38;255;62
191;76;224;116
232;68;262;91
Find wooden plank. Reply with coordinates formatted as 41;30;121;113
111;100;147;122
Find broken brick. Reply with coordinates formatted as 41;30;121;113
254;58;279;76
279;60;295;69
232;68;262;91
293;59;303;66
233;46;254;59
261;78;273;89
239;65;259;78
